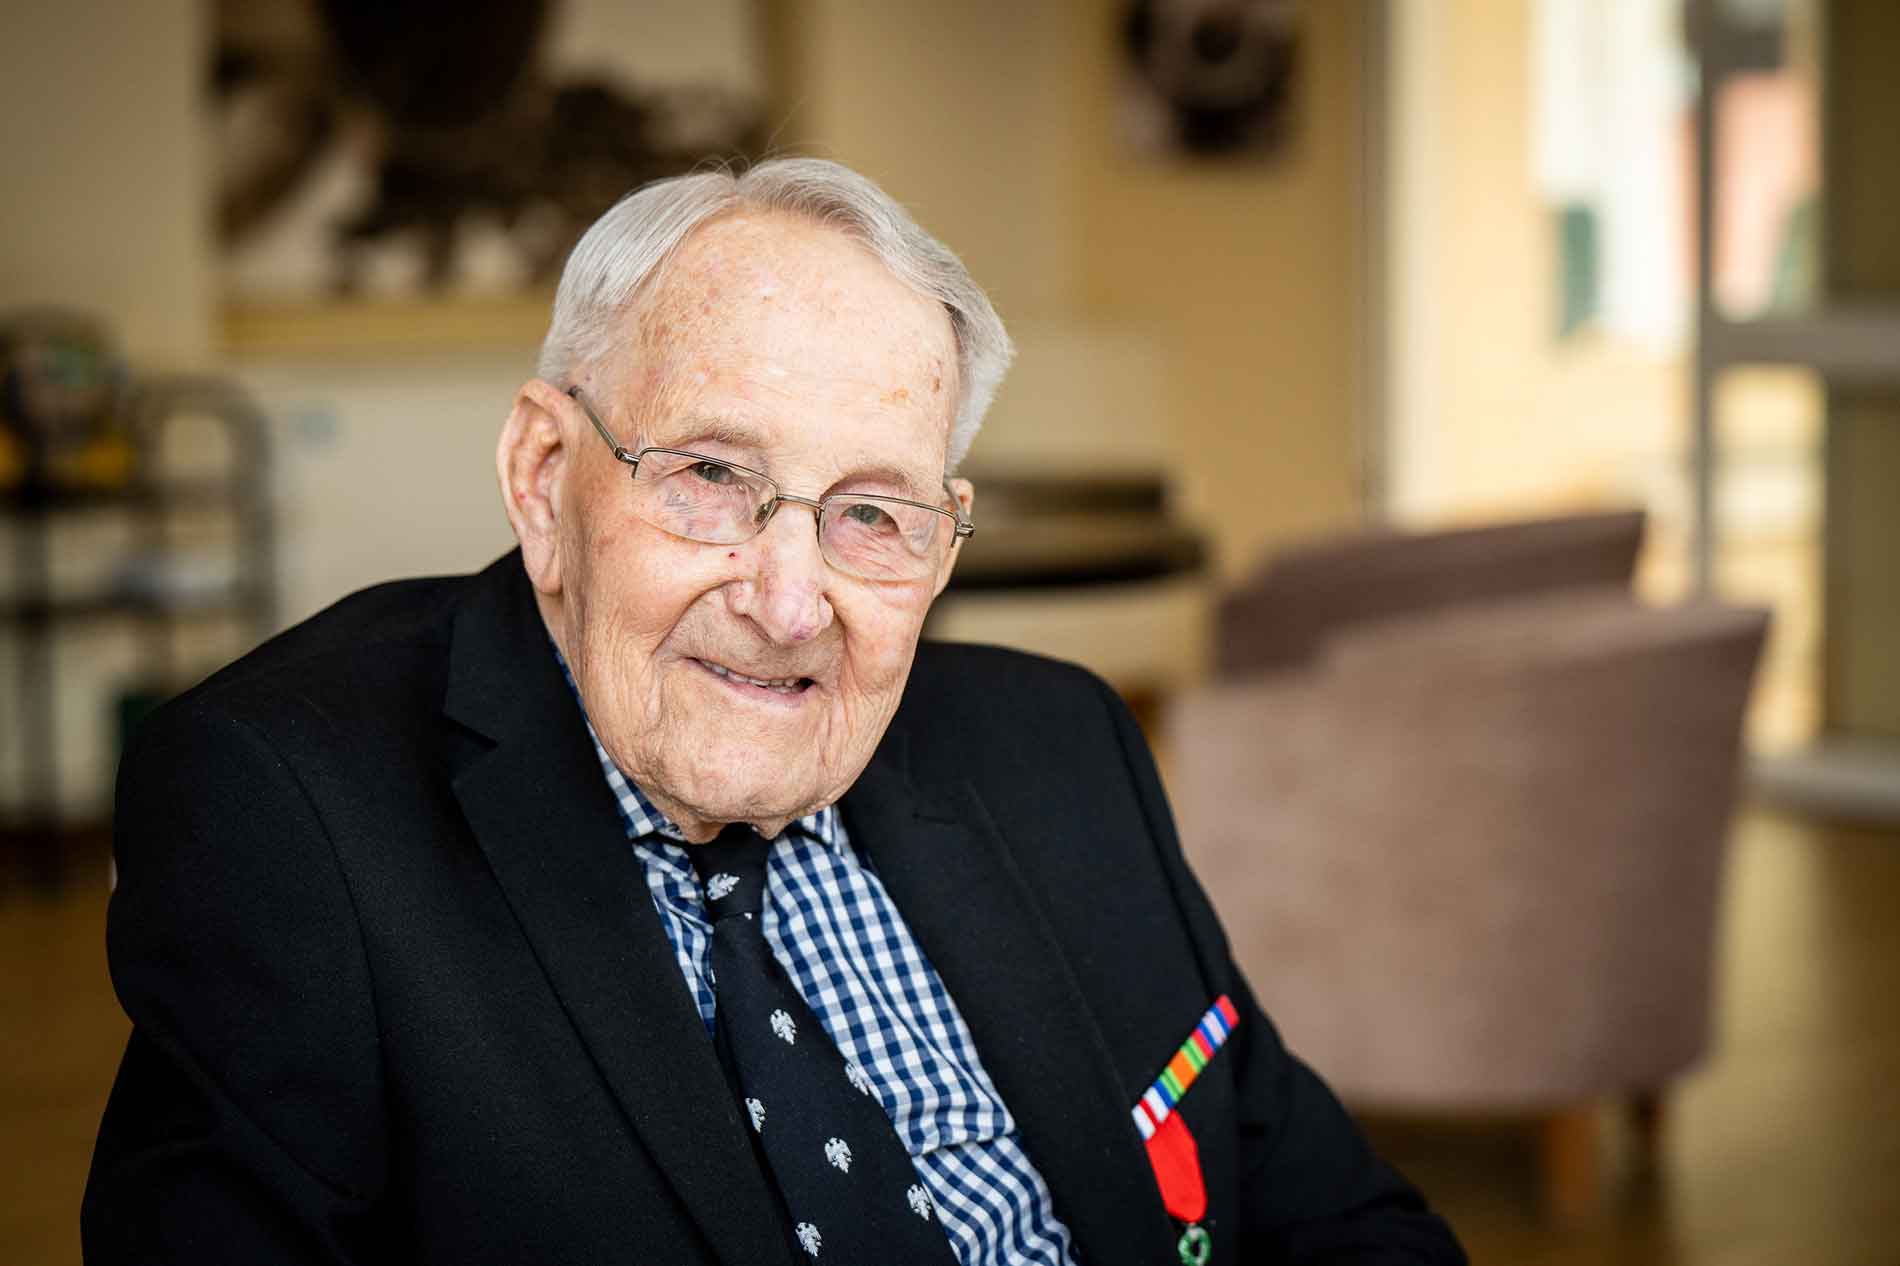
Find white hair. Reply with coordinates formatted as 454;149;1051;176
536;157;1012;471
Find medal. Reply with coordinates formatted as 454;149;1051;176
1131;996;1239;1264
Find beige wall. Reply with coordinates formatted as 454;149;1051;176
2;0;215;812
1073;0;1369;576
1381;0;1827;749
1823;0;1900;738
1827;400;1900;739
771;0;1372;577
769;1;1083;323
1385;0;1689;527
0;0;213;368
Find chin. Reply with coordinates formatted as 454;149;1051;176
664;734;834;824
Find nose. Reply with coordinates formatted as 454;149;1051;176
727;498;835;644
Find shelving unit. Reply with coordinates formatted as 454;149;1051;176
1;376;275;887
1702;307;1900;389
1690;0;1900;820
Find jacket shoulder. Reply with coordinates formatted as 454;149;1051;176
139;566;484;754
903;640;1116;727
898;640;1137;792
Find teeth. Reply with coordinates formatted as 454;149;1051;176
704;661;805;692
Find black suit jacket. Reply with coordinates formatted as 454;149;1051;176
84;551;1461;1264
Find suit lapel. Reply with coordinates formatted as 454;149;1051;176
844;731;1175;1266
442;556;790;1266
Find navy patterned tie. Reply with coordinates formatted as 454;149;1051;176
689;824;960;1265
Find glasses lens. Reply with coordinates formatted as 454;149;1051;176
630;450;769;544
819;496;950;580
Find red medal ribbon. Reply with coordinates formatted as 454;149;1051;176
1143;1110;1207;1223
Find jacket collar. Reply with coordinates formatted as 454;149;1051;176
443;554;793;1266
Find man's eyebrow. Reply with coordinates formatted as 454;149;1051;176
835;462;934;501
659;414;772;451
654;418;938;500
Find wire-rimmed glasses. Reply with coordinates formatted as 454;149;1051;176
567;386;973;583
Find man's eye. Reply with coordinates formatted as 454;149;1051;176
841;502;898;530
689;461;736;486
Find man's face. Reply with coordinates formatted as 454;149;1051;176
545;212;967;841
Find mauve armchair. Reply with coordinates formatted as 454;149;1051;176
1169;516;1767;1217
1215;508;1646;676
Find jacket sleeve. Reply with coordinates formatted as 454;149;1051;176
83;695;390;1264
1093;675;1466;1265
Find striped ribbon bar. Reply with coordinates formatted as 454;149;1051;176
1131;995;1240;1141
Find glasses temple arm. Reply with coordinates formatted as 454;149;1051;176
567;385;638;466
942;480;974;538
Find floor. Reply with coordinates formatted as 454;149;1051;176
1364;806;1900;1265
3;804;1896;1264
2;840;126;1265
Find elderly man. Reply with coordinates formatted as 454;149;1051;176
84;159;1462;1265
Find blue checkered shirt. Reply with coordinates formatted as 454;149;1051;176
577;716;1080;1266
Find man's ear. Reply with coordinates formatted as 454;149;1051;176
497;378;576;597
931;477;975;598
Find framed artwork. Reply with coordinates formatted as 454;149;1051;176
213;0;768;353
1118;0;1299;160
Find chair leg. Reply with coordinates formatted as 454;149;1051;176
1628;1090;1666;1159
1539;1105;1599;1221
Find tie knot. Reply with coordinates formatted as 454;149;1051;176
688;823;772;921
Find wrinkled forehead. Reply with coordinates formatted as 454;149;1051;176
618;212;960;441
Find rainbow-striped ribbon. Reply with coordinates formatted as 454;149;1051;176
1131;995;1240;1141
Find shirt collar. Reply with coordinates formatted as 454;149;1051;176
553;639;840;851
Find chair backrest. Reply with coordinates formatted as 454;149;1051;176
1216;508;1646;677
1171;594;1769;1108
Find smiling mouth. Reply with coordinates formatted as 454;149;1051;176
694;658;817;695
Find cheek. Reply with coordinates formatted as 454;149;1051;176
837;590;931;698
574;525;724;658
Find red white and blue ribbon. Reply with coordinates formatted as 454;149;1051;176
1132;994;1239;1141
